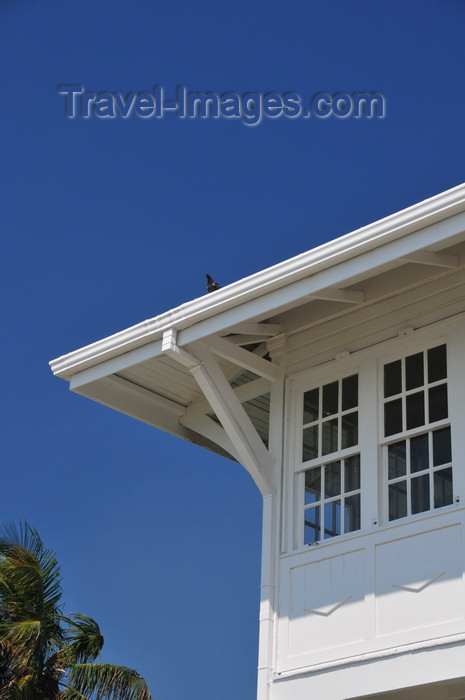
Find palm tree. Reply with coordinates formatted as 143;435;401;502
0;522;153;700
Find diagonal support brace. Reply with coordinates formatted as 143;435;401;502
190;341;275;495
162;329;275;495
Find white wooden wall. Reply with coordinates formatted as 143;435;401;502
264;273;465;699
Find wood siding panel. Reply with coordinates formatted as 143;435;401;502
117;358;202;405
375;523;463;637
286;270;465;376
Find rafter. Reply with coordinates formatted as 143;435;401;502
110;374;186;416
306;289;365;304
205;336;281;382
180;414;241;461
222;322;283;336
73;374;186;436
184;376;271;422
402;251;459;268
223;334;276;346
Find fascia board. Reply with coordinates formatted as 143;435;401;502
50;183;465;382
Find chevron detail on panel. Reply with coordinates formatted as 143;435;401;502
304;593;352;617
391;569;445;593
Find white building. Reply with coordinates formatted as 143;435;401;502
51;183;465;700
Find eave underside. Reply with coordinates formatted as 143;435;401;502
69;238;465;469
50;200;465;492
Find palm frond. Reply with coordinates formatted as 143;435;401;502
58;685;91;700
0;621;41;650
62;614;104;664
0;524;152;700
68;664;152;700
0;523;65;687
0;672;36;700
0;525;63;618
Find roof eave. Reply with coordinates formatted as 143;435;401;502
50;182;465;381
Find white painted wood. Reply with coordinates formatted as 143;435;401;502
306;288;365;303
445;322;465;510
108;374;186;416
73;375;187;436
270;319;465;698
222;334;276;346
257;492;276;700
51;187;465;382
50;184;465;700
221;342;269;385
269;639;465;699
161;328;199;369
178;414;241;462
183;377;271;422
117;361;200;405
275;513;465;675
402;251;459;267
68;338;163;389
205;336;281;382
257;336;286;700
188;341;275;495
223;322;283;336
285;269;465;376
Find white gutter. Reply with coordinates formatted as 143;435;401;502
50;182;465;380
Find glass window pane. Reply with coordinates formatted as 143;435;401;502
411;474;430;514
410;433;429;473
325;461;341;497
302;426;318;462
429;384;448;423
324;500;341;539
406;352;424;390
389;481;407;520
342;412;358;449
323;381;338;417
428;344;447;383
303;388;319;424
345;454;360;491
388;441;406;479
342;374;358;410
304;506;320;544
434;467;453;509
385;398;402;436
305;468;321;504
322;418;338;455
384;360;402;397
344;494;361;533
406;391;425;430
433;427;452;466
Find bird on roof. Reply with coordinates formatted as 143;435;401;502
206;274;221;292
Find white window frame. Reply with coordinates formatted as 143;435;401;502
378;339;453;524
285;320;465;555
288;360;363;551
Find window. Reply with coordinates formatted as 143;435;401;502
301;374;361;544
382;344;453;521
290;336;458;553
304;455;361;543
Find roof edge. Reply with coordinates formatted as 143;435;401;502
50;182;465;380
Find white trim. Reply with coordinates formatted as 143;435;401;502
285;321;463;555
188;341;275;495
51;184;465;380
183;376;271;422
272;632;465;679
402;251;459;268
205;336;281;382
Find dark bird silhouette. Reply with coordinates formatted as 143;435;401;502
206;274;221;293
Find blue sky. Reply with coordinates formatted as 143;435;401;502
2;1;465;698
